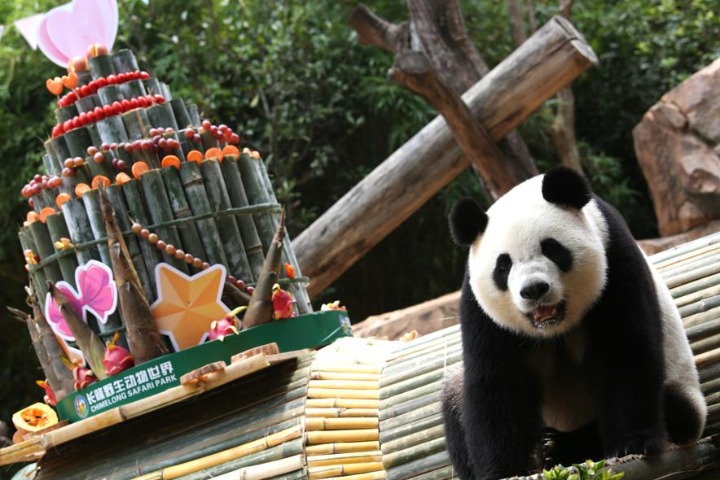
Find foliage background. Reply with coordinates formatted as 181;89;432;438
0;0;717;476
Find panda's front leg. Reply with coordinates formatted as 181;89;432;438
461;360;542;479
586;319;668;457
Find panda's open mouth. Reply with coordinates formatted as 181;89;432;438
527;302;566;329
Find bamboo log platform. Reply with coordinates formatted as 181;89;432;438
5;230;720;478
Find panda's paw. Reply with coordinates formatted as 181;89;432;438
613;434;666;458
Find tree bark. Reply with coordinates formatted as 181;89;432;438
296;17;597;297
350;0;538;193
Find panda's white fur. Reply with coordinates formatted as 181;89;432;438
442;167;707;480
469;175;609;338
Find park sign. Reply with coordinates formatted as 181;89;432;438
56;310;352;422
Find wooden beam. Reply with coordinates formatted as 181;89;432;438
294;16;598;298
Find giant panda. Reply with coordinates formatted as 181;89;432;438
441;166;707;480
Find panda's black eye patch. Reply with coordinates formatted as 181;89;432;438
541;238;573;272
493;254;512;291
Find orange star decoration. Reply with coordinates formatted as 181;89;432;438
150;263;231;351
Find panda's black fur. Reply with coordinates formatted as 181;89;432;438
442;167;706;479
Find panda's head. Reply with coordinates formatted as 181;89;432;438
450;167;609;338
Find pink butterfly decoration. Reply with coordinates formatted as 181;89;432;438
37;0;119;67
45;260;118;341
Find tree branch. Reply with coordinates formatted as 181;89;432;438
349;4;409;53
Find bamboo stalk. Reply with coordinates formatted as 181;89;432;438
379;392;440;421
176;439;305;480
121;179;163;298
651;232;720;265
382;424;446;454
690;331;720;355
311;372;380;382
305;442;381;456
147;103;179;131
380;370;444;400
48;281;107;379
307;398;381;409
686;319;720;343
99;187;168;363
253;157;312;315
81;188;113;267
178;161;230;268
139;169;188;272
60;196;100;264
308;388;380;400
380;353;462;390
106;184;155;300
308;451;383;467
379;381;442;409
310;363;384;375
680;295;720;317
685;307;720;330
88;54;115;79
309;380;379;391
659;250;720;280
236;154;276;251
135;425;303;480
306;408;380;418
44;213;79;287
671;273;720;300
306;417;379;431
306;429;379;444
220;156;265;279
386;450;450;480
380;404;442;437
701;376;720;395
96;116;131;146
29;220;64;284
665;263;720;290
321;472;387;480
160;167;207;261
406;465;454;480
206;454;305;480
696;348;720;369
200;159;253;280
112;49;140;72
308;462;385;479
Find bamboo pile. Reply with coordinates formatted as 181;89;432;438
8;226;720;480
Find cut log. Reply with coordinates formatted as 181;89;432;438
295;16;598;297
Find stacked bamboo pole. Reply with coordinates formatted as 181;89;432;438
304;337;397;480
30;353;312;479
5;231;720;479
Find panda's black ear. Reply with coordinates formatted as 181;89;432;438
449;198;488;246
542;166;591;210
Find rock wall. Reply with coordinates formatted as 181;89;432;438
633;58;720;237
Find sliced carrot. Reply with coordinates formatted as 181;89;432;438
204;147;223;161
222;145;240;158
161;155;181;169
131;161;150;179
26;211;40;224
39;207;56;223
91;175;111;189
75;183;91;198
115;172;132;185
186;150;203;163
55;193;72;208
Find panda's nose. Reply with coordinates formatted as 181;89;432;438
520;281;549;301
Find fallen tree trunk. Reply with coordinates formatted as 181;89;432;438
294;16;598;298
